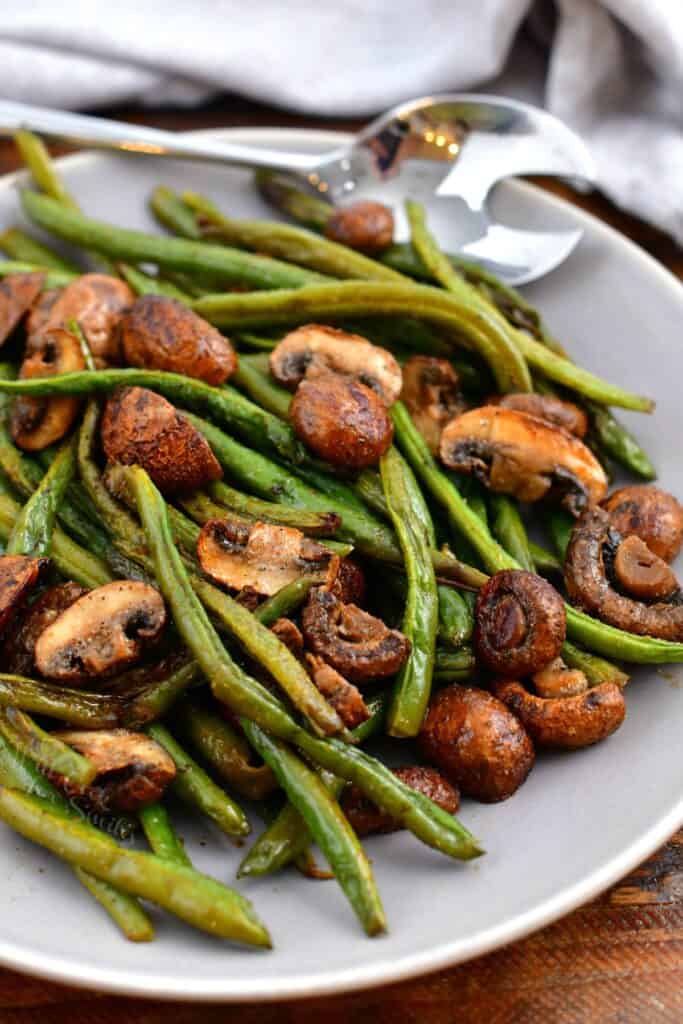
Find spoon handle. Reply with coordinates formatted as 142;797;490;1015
0;100;318;174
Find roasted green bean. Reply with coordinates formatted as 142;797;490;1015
138;802;191;866
0;706;96;786
0;227;80;273
7;436;77;557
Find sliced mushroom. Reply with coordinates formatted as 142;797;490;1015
290;373;394;468
474;570;566;677
341;766;459;837
302;586;410;683
531;657;589;699
118;294;237;385
324;200;395;253
34;581;166;683
101;386;222;494
401;355;464;453
490;393;589;438
602;485;683;563
439;406;608;515
25;287;60;340
418;684;534;802
3;581;86;676
0;555;50;634
328;557;366;606
11;327;86;451
270;324;402;405
47;728;176;812
30;273;134;367
613;535;678;601
493;679;626;750
564;507;683;640
0;272;45;347
271;617;305;658
197;519;333;597
306;654;370;729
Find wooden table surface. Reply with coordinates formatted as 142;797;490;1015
0;98;681;1023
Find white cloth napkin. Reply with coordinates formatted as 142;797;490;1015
0;1;681;242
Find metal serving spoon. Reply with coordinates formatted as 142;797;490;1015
0;94;595;285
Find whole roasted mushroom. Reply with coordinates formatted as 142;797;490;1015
197;519;334;596
47;728;176;812
0;555;49;634
494;678;626;750
419;684;534;802
118;294;237;385
11;327;86;451
302;586;410;683
101;386;222;494
34;581;166;683
564;506;683;640
270;324;402;405
602;485;683;563
324;201;395;253
440;405;608;514
0;272;44;347
29;273;134;367
2;581;86;676
341;765;459;837
474;570;566;677
306;654;370;729
401;355;464;453
490;392;589;439
290;373;394;468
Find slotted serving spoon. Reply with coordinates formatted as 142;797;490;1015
0;93;595;285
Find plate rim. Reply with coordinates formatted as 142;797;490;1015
0;126;682;1002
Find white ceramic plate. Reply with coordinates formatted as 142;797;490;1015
0;128;682;1002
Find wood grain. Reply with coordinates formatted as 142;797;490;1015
0;98;681;1024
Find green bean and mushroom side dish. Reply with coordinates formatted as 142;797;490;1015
0;132;680;947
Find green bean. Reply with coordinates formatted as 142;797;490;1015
438;585;474;647
254;576;318;627
0;366;305;465
339;316;453;358
562;641;629;687
7;436;76;557
585;400;656;480
255;169;332;229
150;186;202;240
243;719;386;936
0;260;75;288
0;706;96;785
0;784;270;945
147;723;250;839
545;508;574;561
195;282;652;411
0;227;80;273
22;190;328;291
352;469;390;520
235;331;279;352
184;411;485;588
15;131;78;208
528;541;562;575
177;701;276;801
0;731;153;942
118;263;191;302
231;355;292;419
488;494;535;572
138;802;191;866
0;673;121;727
210;480;340;534
184;190;404;284
131;466;482;860
123;659;204;727
380;447;438;737
433;648;477;682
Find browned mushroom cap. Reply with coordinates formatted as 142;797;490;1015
101;386;222;494
602;485;683;563
324;200;395;253
25;287;60;340
290;374;394;468
302;586;410;683
401;356;464;453
305;654;370;729
613;535;678;601
474;570;566;677
493;679;626;750
0;272;45;347
531;657;589;699
490;393;589;438
34;581;166;684
270;324;402;405
341;765;459;837
418;684;534;802
197;519;334;597
11;327;86;451
0;555;50;634
30;273;134;368
2;581;86;676
439;406;608;515
328;557;366;606
47;728;176;813
564;507;683;640
118;294;237;385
